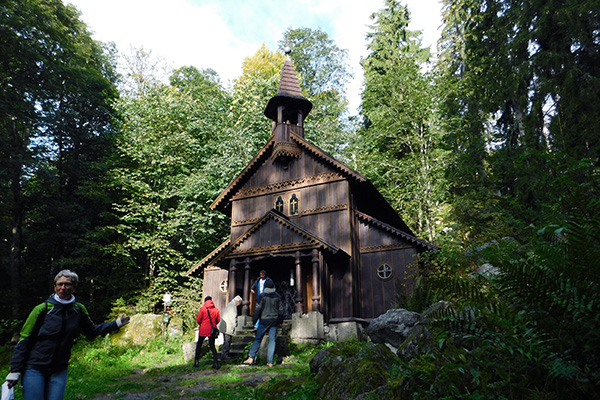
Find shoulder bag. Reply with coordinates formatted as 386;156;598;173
206;307;219;338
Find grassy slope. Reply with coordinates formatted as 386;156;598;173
1;334;321;400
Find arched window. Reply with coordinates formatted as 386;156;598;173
275;196;284;213
377;263;393;280
290;194;299;215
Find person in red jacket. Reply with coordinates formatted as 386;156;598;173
194;296;221;369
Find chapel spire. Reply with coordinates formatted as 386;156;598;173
264;49;312;165
264;50;312;133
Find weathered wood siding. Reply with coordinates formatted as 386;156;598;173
358;219;418;318
230;151;353;255
326;261;353;319
202;266;229;312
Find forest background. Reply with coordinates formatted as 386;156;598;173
1;0;599;397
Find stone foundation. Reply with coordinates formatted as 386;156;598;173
324;320;369;342
290;312;324;344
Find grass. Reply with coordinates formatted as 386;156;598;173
1;333;325;400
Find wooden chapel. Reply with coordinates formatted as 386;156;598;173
187;54;436;330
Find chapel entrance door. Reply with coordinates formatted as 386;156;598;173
252;257;297;320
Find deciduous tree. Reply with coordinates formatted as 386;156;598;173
0;0;120;318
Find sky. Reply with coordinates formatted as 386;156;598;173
64;0;443;115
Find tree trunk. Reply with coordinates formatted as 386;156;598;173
9;120;23;318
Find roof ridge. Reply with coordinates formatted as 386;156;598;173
355;211;438;251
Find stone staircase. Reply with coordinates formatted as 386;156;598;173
226;318;292;361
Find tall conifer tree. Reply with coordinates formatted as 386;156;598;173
357;0;448;240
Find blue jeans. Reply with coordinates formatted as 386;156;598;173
23;366;68;400
248;322;278;364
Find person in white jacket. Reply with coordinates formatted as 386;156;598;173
219;295;242;360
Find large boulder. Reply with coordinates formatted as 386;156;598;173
366;308;433;359
310;343;396;400
165;316;184;339
111;314;164;345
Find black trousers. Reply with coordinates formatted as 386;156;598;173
195;336;218;364
221;334;233;357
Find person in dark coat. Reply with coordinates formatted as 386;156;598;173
194;296;221;369
243;280;283;367
5;270;130;400
250;270;274;329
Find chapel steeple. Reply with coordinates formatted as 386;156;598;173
264;50;312;164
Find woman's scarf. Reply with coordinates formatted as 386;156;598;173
53;293;76;305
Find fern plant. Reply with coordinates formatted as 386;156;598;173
495;205;600;396
398;202;600;399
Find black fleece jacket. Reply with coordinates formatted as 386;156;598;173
252;287;283;326
10;295;119;374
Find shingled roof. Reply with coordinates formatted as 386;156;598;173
264;57;313;121
210;131;415;235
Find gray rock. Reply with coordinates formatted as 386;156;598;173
366;308;435;359
182;341;197;363
111;314;163;346
365;308;420;349
469;262;500;279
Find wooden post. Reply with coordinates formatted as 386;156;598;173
242;258;251;316
311;249;321;312
295;251;304;313
228;259;237;301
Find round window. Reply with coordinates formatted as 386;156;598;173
219;279;228;293
377;264;393;280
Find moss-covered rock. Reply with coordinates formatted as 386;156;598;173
110;314;163;345
311;342;397;399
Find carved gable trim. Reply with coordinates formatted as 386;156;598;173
232;203;348;227
233;172;344;200
360;243;414;253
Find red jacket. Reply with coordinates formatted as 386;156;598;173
196;299;220;338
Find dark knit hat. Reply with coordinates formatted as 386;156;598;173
265;280;275;289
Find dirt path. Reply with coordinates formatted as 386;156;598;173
87;361;286;400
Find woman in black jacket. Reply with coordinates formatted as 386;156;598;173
5;270;130;400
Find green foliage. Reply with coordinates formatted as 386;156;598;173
280;27;351;96
170;276;203;331
111;76;232;295
0;319;21;344
399;203;600;399
229;44;282;159
438;0;600;241
106;298;130;322
355;0;449;241
0;0;129;320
